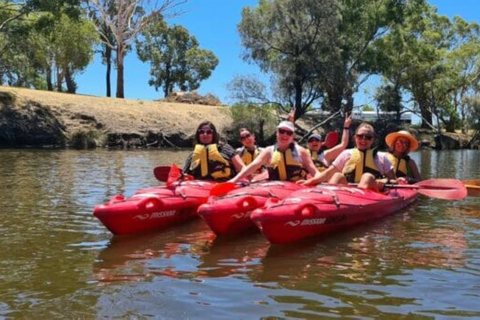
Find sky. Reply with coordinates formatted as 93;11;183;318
75;0;480;107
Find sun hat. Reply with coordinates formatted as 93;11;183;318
308;133;323;142
385;130;419;152
277;121;295;132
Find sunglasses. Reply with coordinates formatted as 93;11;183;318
240;133;252;140
198;129;214;135
355;134;373;141
308;138;321;143
278;129;294;136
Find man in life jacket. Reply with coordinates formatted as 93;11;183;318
307;113;353;175
183;121;244;181
385;130;421;184
229;120;321;183
300;122;396;191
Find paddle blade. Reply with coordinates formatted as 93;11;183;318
462;179;480;197
415;179;467;200
167;164;182;187
153;166;171;181
210;182;238;197
323;131;339;149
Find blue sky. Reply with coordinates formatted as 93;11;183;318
75;0;479;106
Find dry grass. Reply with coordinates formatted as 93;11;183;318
1;86;234;139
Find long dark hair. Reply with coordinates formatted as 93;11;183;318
194;121;219;145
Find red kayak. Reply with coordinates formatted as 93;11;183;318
197;181;306;236
250;184;418;244
93;180;216;235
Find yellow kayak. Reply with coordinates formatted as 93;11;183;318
463;179;480;197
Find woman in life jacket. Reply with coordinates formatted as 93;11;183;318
229;120;321;183
183;121;244;181
307;113;352;174
236;127;265;178
236;127;264;166
385;130;421;184
300;122;396;192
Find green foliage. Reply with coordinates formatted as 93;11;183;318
230;102;277;145
136;19;219;97
238;0;338;119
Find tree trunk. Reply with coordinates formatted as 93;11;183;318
116;45;125;98
46;66;53;91
65;67;77;94
105;45;112;97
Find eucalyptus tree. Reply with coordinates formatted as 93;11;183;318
238;0;420;120
136;19;218;97
85;0;187;98
375;4;480;131
238;0;339;120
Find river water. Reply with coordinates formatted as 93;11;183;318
0;148;479;318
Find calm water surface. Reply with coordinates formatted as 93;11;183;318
0;149;479;318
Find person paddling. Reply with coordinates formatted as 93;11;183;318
307;113;352;179
229;120;321;183
183;121;244;181
385;130;421;184
299;122;396;191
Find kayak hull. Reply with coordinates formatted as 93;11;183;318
251;184;418;244
198;181;306;236
93;180;216;235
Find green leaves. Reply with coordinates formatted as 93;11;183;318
136;20;218;97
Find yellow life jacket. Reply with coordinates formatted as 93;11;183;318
342;148;382;183
387;153;410;178
267;144;308;182
238;146;261;166
189;144;231;180
307;149;328;172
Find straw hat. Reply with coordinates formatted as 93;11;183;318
385;130;419;152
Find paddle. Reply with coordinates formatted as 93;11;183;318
385;178;467;200
153;164;193;184
462;179;480;197
322;131;339;149
348;178;466;200
209;182;238;197
153;166;172;181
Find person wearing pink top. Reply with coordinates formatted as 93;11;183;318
299;122;396;191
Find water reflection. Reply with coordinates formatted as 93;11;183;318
1;149;480;318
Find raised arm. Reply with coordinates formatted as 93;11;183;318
324;113;352;163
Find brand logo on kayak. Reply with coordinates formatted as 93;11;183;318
301;218;327;226
232;212;249;219
151;210;176;219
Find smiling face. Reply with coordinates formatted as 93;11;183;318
307;137;322;152
276;128;295;149
354;124;375;151
393;137;411;154
239;129;255;149
197;124;214;145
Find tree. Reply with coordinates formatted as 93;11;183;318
237;0;420;120
375;5;480;131
375;83;403;121
238;0;339;120
85;0;187;98
136;19;218;97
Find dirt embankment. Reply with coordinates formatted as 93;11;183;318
0;86;476;150
0;86;234;148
